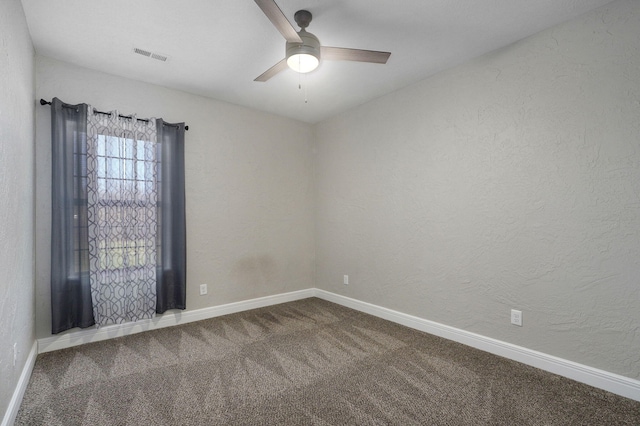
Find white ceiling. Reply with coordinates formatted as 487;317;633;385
21;0;614;123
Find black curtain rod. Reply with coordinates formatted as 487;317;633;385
39;99;189;131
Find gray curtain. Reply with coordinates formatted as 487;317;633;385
156;119;187;313
50;98;95;333
50;98;187;333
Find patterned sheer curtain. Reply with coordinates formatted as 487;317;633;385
86;109;158;325
50;98;187;333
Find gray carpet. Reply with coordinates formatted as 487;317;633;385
15;298;640;425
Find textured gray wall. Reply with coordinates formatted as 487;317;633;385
0;0;35;418
35;57;316;339
24;0;640;387
314;0;640;379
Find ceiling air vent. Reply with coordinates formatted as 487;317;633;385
133;47;169;62
151;53;168;62
133;47;151;57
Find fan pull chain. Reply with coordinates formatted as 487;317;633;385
298;72;308;104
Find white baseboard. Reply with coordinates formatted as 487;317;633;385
34;287;640;403
2;341;37;426
37;288;314;353
313;289;640;402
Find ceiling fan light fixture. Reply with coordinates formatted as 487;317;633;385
286;30;320;73
253;4;391;82
287;52;319;73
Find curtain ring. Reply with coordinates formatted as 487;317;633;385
109;110;119;124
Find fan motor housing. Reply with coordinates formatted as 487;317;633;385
286;30;321;70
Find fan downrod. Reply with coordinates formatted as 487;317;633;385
294;10;312;29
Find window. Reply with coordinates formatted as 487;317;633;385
91;133;158;272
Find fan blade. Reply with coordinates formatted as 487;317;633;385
254;58;288;82
254;0;302;43
321;46;391;64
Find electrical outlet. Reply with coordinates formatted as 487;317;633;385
343;275;349;285
511;309;523;326
199;284;208;296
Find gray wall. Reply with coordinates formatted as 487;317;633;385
35;57;316;338
20;0;640;391
314;0;640;380
0;0;35;418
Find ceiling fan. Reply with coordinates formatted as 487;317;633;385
253;0;391;82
